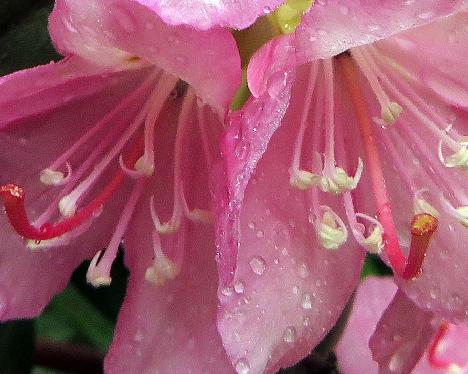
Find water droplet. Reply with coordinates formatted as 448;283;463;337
234;280;245;294
221;287;233;296
263;6;272;14
292;286;299;295
249;256;266;275
418;11;433;20
301;293;312;309
303;316;311;327
283;326;297;343
298;263;309;279
235;358;250;374
267;72;288;99
256;230;264;239
248;221;256;230
388;352;403;372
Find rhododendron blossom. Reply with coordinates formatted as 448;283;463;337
218;1;468;372
0;0;247;372
336;277;468;374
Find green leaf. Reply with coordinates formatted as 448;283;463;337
37;285;113;352
360;253;393;279
0;320;35;374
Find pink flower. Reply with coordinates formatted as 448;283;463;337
218;1;468;372
134;0;285;30
336;276;468;374
0;0;244;371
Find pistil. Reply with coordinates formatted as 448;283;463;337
338;54;438;279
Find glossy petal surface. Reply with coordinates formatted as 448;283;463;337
49;0;241;112
134;0;284;30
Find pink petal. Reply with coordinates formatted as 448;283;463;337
49;0;241;113
218;80;364;373
218;70;294;283
336;277;468;374
388;11;468;108
295;0;466;63
0;72;143;319
105;159;231;372
247;34;296;98
336;277;398;374
134;0;284;30
369;289;436;374
0;57;122;128
105;222;232;373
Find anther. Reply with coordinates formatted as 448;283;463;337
86;250;112;287
40;163;72;186
145;232;179;286
381;102;403;125
438;138;468;169
353;213;384;254
316;207;348;250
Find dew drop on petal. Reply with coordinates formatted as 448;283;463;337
235;358;250;374
221;287;233;297
256;229;264;238
234;280;245;294
301;293;313;309
249;256;266;275
283;326;297;343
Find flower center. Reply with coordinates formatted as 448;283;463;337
1;70;214;287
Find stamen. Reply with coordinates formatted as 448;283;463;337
402;213;438;280
438;138;468;169
360;48;462;154
0;137;144;241
145;232;179;286
180;185;212;225
352;48;403;126
150;88;196;234
40;163;72;186
290;63;319;189
413;189;440;218
44;71;159;174
316;206;348;250
138;73;179;176
427;321;451;370
58;75;177;217
86;179;145;287
338;54;439;279
354;213;384;254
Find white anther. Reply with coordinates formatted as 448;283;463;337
40;163;72;186
118;154;147;178
150;196;181;234
352;213;384;254
321;158;363;194
289;169;322;190
413;189;440;218
316;207;348;250
362;225;384;254
86;250;112;287
180;184;213;225
381;102;403;125
454;206;468;227
145;256;179;287
438;137;468;169
447;364;464;374
134;155;154;176
58;195;77;217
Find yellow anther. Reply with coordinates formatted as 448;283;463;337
317;210;347;250
381;102;403;125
